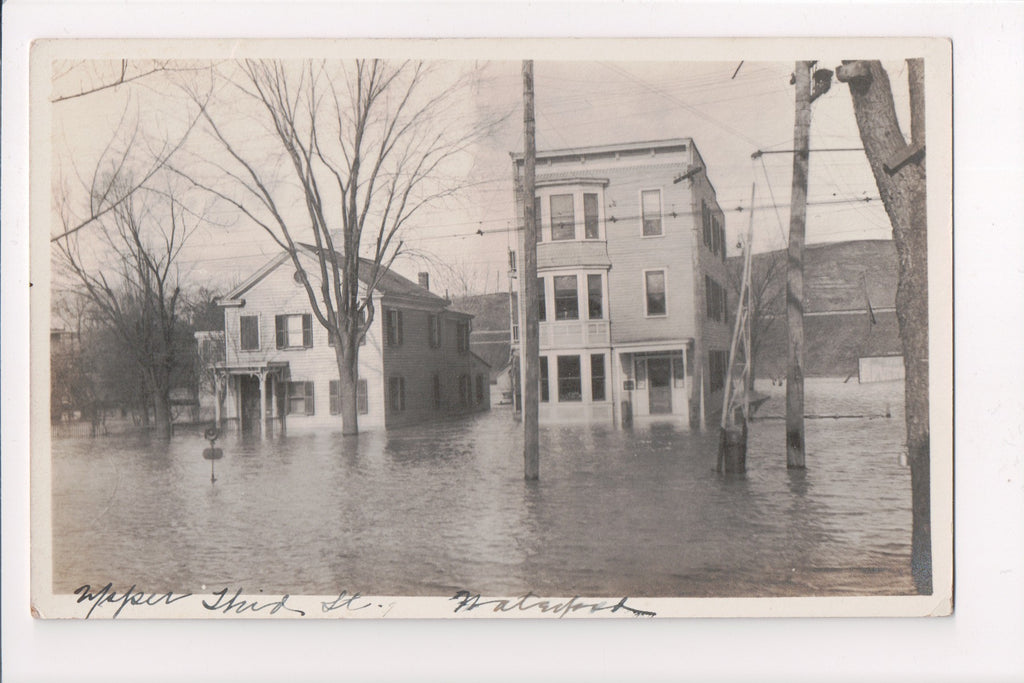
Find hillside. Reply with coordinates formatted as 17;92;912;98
733;239;902;378
450;292;514;377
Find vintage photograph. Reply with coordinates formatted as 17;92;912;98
31;38;952;618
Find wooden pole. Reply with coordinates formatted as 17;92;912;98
522;60;540;481
786;61;812;469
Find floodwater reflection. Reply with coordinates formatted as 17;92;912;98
51;379;914;597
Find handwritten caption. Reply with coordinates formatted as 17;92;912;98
72;583;655;619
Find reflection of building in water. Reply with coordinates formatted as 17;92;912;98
210;246;490;435
510;139;731;427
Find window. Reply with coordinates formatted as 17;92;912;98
708;350;728;393
329;380;341;415
583;193;600;239
557;355;582;402
328;379;367;415
329;310;367;347
705;276;727;322
539;356;549;402
641;189;662;236
550;194;575;241
587;274;603;320
240;315;260;350
428;314;441;348
476;374;485;404
459;375;471;407
457;321;470;353
388;376;405;412
645;270;667;316
508;250;518;273
534;197;542;242
386;309;403;346
537;277;546;321
286;381;315;415
432;373;442;410
276;314;312;349
553;275;579;320
591;354;606;402
357;379;368;415
702;200;712;248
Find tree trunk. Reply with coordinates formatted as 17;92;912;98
837;59;930;594
335;341;360;436
152;388;172;440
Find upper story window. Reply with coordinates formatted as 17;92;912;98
533;198;542;242
553;275;579;320
240;315;260;351
532;184;606;242
550;194;575;241
385;308;403;346
428;314;441;348
587;274;603;320
537;278;547;322
705;276;727;322
276;314;312;349
702;199;727;261
456;321;470;353
642;189;663;236
645;270;667;317
583;193;600;239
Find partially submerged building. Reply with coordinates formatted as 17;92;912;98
511;138;731;427
213;246;490;434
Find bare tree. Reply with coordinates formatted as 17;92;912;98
179;59;500;435
50;60;207;243
54;177;200;439
836;59;930;594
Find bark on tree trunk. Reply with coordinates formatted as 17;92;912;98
336;341;360;436
152;388;172;440
837;59;931;594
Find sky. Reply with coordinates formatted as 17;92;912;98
50;54;912;299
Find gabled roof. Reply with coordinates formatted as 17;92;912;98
220;244;447;307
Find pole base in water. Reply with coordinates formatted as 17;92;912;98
717;426;747;474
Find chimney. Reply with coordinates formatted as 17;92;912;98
418;272;430;291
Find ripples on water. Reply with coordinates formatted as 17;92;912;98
51;379;914;597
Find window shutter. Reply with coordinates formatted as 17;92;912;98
397;310;403;346
357;379;368;415
302;314;313;347
305;381;315;415
275;315;285;349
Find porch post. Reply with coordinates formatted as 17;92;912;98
234;376;242;434
259;370;268;437
269;373;277;433
214;372;222;427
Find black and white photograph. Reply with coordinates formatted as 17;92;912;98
27;37;956;620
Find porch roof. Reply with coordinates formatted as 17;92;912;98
214;360;290;376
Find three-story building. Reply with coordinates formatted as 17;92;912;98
511;139;730;428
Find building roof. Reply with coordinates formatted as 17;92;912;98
220;244;448;307
511;138;694;164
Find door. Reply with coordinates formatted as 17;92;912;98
648;357;672;414
239;375;261;432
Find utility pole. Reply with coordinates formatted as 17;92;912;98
521;60;540;481
785;61;812;469
786;61;832;470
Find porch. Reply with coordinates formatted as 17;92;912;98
214;361;290;437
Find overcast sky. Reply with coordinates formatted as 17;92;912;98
50;53;912;296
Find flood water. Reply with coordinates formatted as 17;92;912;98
51;379;914;597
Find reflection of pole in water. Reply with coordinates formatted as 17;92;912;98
203;426;223;484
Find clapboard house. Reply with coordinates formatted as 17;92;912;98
510;138;731;427
213;246;490;434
